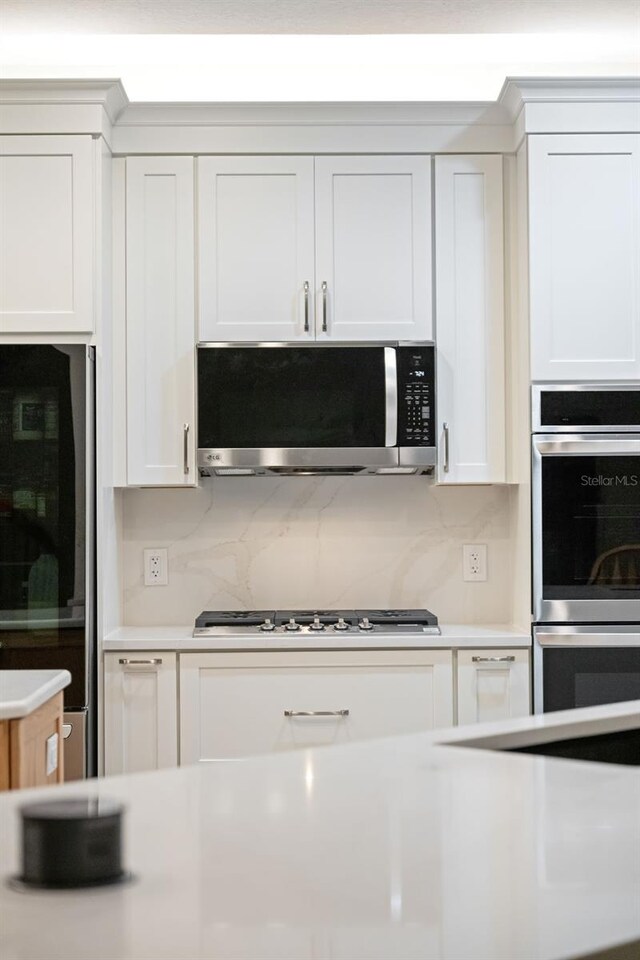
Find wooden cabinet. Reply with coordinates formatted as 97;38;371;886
435;155;506;483
125;157;196;485
528;134;640;381
0;135;94;333
456;649;530;726
103;652;178;776
0;692;64;790
198;155;432;342
179;650;453;762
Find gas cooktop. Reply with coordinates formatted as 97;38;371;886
193;608;440;637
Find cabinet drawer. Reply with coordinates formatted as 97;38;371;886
180;650;453;762
457;649;530;725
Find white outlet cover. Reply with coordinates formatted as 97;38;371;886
144;548;168;586
463;543;488;582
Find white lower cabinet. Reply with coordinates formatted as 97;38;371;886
179;650;454;762
456;649;530;726
104;652;178;775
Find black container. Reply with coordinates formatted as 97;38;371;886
17;798;126;889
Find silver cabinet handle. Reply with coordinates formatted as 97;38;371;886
183;423;190;476
303;280;310;333
321;280;328;333
118;658;163;666
472;656;516;663
284;709;349;718
443;422;450;473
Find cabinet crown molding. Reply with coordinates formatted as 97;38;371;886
0;78;129;123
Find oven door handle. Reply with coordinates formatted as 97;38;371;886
384;347;398;447
535;629;640;647
534;436;640;456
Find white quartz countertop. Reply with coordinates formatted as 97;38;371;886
102;623;531;651
1;700;638;960
0;670;71;720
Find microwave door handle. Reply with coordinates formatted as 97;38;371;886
384;348;398;447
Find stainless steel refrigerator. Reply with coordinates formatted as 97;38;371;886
0;344;95;778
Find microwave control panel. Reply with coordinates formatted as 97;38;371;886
397;346;435;446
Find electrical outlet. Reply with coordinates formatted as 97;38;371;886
463;544;487;582
144;548;168;586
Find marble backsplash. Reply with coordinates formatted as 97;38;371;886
121;478;515;625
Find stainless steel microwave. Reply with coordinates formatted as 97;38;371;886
197;342;436;476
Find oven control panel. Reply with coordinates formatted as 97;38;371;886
397;346;435;446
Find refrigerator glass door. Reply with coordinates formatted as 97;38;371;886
0;345;87;708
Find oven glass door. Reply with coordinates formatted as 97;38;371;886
535;438;640;619
538;645;640;712
198;347;387;449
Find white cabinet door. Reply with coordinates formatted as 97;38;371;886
457;649;530;726
529;134;640;381
435;155;506;484
104;652;178;775
0;135;94;333
126;157;196;485
180;650;453;762
315;156;432;341
198;156;315;341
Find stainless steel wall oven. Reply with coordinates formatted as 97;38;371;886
532;384;640;713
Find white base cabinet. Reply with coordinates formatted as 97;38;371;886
456;649;530;726
179;650;453;763
104;652;178;775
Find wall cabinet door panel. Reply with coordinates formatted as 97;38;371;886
126;157;196;485
198;156;315;342
315;156;433;341
104;652;178;775
0;135;94;333
180;650;453;762
435;155;506;484
529;134;640;381
457;649;530;725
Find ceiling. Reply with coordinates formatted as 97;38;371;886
1;0;638;102
2;0;640;34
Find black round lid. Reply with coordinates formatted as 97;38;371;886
21;797;123;822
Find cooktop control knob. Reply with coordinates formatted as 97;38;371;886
260;618;275;632
309;616;325;631
333;617;349;631
358;617;373;631
285;618;301;632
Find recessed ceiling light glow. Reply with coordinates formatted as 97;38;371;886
1;33;637;101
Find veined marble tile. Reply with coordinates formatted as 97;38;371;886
121;478;513;625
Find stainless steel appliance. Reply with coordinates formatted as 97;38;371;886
0;345;95;778
197;342;436;476
533;625;640;713
193;608;440;637
532;384;640;713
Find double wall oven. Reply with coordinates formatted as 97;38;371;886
532;384;640;713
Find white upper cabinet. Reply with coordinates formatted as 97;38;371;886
315;156;432;341
529;134;640;381
198;157;315;341
435;155;506;484
125;156;196;485
198;155;432;342
0;135;94;333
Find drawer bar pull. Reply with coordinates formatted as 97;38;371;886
118;658;163;666
471;656;516;663
284;709;349;718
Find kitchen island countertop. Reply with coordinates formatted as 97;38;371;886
0;699;639;960
0;670;71;720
